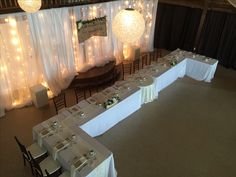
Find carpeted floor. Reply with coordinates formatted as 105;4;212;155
0;65;236;177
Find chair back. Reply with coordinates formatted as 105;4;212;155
53;92;66;114
149;49;160;62
122;61;132;80
141;53;149;68
133;59;140;73
28;151;44;177
14;136;30;161
45;169;51;177
74;87;86;103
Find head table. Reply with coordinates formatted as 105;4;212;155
32;49;218;177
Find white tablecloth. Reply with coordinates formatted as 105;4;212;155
32;49;218;177
153;53;218;96
140;81;155;104
126;74;155;104
33;125;117;177
186;58;218;82
80;88;141;137
154;60;187;97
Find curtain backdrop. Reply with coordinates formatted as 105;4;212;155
197;11;236;69
0;0;157;110
0;15;41;109
27;8;77;95
154;3;202;51
71;0;157;71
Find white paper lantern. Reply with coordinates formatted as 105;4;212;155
112;8;145;44
18;0;42;13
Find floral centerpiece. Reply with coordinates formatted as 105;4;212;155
103;95;120;109
169;59;178;66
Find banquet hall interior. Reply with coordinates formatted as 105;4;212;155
0;0;236;177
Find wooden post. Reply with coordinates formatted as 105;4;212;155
193;0;210;52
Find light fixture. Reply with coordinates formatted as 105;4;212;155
17;0;42;13
112;8;145;44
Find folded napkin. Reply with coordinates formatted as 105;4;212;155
71;156;88;177
52;140;70;160
41;128;50;136
38;128;53;147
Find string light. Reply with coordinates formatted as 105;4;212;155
9;19;17;27
17;47;22;52
16;56;21;61
12;39;20;46
0;1;156;109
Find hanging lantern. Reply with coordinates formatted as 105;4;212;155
112;8;145;44
17;0;42;13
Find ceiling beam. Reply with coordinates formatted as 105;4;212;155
194;0;210;51
159;0;236;13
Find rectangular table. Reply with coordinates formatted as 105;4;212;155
186;58;218;82
78;87;141;137
32;49;218;177
152;52;218;97
33;124;117;177
154;59;187;97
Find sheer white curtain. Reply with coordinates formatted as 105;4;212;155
0;14;41;109
0;0;158;110
27;8;77;95
70;0;158;72
139;0;158;51
71;3;119;72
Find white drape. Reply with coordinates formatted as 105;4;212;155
70;0;157;71
0;0;158;110
0;15;41;109
27;8;77;95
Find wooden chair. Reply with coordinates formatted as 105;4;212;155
141;53;149;68
45;170;70;177
14;136;47;175
149;49;161;63
53;92;66;114
28;151;61;177
122;60;132;80
104;67;117;87
132;59;140;73
74;87;86;103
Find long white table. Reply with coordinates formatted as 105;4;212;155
137;50;218;98
79;87;141;137
33;121;117;177
185;58;218;82
154;60;187;97
32;49;218;177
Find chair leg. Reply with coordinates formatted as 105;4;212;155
30;163;34;176
122;64;125;80
23;155;26;166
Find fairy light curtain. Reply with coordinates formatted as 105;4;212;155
0;0;157;110
71;3;118;72
0;15;41;109
71;0;158;70
27;8;77;95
